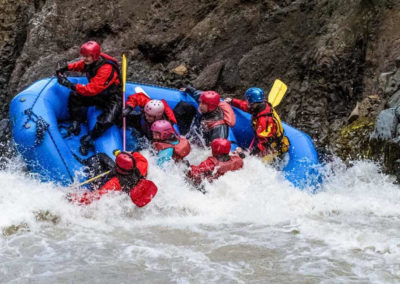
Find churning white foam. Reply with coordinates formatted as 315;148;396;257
1;150;400;282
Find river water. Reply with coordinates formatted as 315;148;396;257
1;148;400;283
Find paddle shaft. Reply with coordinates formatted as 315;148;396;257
122;55;127;151
76;170;111;187
122;54;127;151
123;107;126;151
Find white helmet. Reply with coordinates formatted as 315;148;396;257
144;100;164;119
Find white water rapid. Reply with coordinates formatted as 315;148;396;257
1;148;400;283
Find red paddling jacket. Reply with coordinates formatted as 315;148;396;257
187;154;243;184
231;99;289;155
126;92;177;124
71;152;157;207
67;53;121;97
126;92;178;139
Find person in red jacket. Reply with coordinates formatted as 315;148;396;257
181;87;236;146
186;138;243;188
56;41;122;155
226;87;289;162
122;92;177;141
150;120;191;166
69;151;157;207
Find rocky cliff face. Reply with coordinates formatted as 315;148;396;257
1;0;400;165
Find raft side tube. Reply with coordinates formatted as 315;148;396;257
10;77;322;189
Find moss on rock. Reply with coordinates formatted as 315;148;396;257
334;116;375;160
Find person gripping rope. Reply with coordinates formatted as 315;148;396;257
150;120;191;167
181;87;236;146
226;87;289;163
186;138;243;187
122;92;177;141
56;41;122;155
69;151;157;207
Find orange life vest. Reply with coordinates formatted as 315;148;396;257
153;137;191;160
203;101;236;130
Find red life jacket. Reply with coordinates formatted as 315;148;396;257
208;155;243;180
252;102;289;154
203;101;236;130
153;137;191;160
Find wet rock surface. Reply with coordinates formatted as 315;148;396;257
369;58;400;180
1;0;400;173
0;118;14;169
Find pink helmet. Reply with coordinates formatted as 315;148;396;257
144;100;164;119
80;41;101;60
151;120;175;140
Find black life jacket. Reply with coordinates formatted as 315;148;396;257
82;55;122;100
116;170;143;193
83;55;121;85
201;107;224;131
114;151;144;193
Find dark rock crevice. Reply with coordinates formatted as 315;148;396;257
86;23;115;40
138;35;184;63
34;0;47;11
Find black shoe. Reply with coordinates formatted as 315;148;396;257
79;135;93;156
68;121;81;136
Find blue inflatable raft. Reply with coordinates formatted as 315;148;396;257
9;77;321;189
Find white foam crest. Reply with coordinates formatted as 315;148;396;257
2;151;399;233
2;151;400;282
292;159;400;257
0;170;69;229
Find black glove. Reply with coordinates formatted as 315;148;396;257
57;75;76;91
122;106;133;117
183;86;197;95
56;66;68;76
79;134;93;156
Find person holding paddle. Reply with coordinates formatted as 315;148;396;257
226;86;290;163
69;151;158;207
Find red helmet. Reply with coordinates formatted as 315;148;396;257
115;152;136;174
151;120;175;140
80;41;101;61
199;91;220;111
211;138;231;156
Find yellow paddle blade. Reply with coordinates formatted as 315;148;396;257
268;79;287;107
77;170;111;187
122;54;127;93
